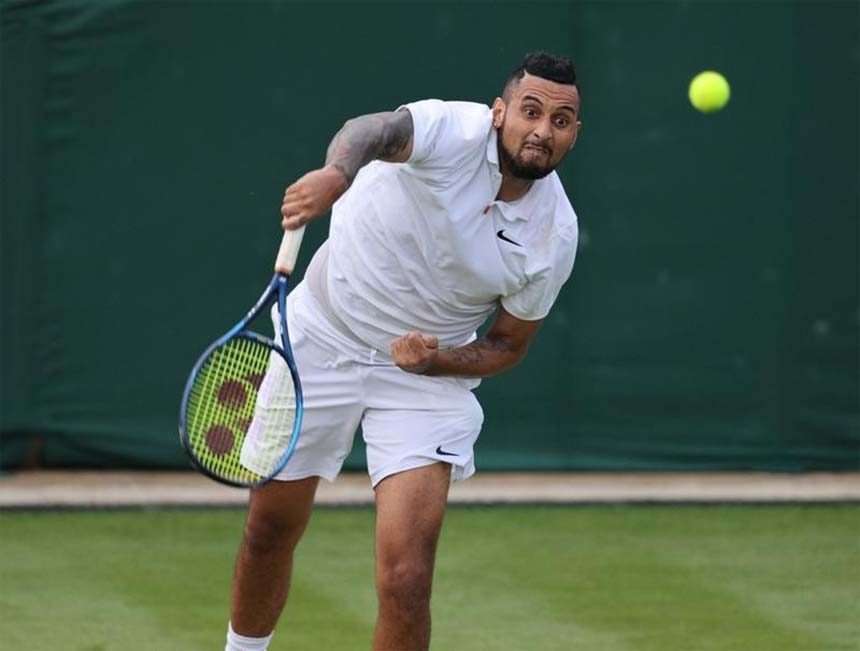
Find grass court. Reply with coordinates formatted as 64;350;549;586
1;505;857;650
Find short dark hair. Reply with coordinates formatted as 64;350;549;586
503;52;578;99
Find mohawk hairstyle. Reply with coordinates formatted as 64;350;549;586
503;52;578;99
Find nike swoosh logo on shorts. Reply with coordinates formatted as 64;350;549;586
435;446;459;457
496;229;522;247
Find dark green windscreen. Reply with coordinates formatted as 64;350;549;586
2;1;857;470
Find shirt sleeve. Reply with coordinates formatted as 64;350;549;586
500;224;578;321
399;100;492;172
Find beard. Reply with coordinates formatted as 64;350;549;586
497;134;555;181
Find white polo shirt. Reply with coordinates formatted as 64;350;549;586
298;99;578;362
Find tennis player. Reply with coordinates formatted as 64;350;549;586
225;51;582;651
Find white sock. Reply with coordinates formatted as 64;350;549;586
225;622;274;651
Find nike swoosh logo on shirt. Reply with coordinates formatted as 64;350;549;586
435;446;459;457
496;229;522;247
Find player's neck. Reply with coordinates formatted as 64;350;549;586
496;174;534;202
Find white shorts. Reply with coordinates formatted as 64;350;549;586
264;285;484;487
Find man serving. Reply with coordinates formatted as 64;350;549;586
225;51;583;651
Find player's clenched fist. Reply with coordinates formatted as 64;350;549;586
391;332;439;374
281;165;349;230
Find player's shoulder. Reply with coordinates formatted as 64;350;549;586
406;98;490;117
443;100;493;119
404;99;491;134
401;99;492;167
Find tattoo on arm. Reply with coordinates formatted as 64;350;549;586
447;339;505;366
425;308;541;377
433;336;523;377
325;110;413;185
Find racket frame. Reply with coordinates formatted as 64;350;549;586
178;272;304;488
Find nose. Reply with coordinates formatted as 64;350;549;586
532;117;552;140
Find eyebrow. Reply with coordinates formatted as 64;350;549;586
521;94;577;116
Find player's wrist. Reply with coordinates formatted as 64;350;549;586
322;163;352;193
420;348;451;376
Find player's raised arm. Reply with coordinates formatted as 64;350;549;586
281;110;414;229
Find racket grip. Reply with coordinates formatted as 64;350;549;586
275;226;306;275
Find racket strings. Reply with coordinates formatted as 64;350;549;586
185;337;296;484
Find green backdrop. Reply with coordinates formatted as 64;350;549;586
2;0;858;471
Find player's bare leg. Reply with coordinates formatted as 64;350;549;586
230;477;319;636
372;462;451;651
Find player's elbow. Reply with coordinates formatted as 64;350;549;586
507;345;530;371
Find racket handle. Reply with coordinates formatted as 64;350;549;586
275;226;306;275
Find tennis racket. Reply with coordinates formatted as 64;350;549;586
179;227;305;488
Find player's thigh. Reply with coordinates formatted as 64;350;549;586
374;462;452;576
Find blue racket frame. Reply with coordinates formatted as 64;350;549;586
179;272;304;488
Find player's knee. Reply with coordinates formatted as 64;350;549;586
377;557;434;607
242;509;308;556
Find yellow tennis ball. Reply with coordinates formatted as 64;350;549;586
688;71;730;113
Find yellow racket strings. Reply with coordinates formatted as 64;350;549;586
186;338;295;484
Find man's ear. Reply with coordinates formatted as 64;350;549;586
491;97;506;129
569;121;582;150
